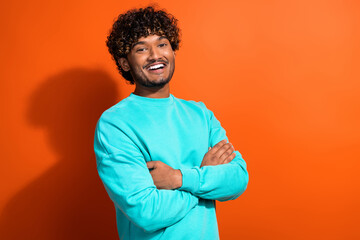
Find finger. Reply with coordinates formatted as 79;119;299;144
223;152;236;164
208;139;227;153
219;145;235;161
214;143;232;159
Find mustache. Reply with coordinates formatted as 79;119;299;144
143;60;168;69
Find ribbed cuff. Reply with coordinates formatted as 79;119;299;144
179;168;200;193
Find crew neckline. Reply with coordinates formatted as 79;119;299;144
129;93;175;106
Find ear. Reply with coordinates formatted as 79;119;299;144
118;57;130;71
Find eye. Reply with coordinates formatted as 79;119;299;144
158;43;167;47
136;48;147;52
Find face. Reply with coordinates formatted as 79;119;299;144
120;34;175;88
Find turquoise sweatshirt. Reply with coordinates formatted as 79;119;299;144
94;93;249;240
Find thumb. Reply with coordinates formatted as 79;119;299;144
146;161;157;170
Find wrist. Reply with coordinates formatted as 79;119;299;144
173;169;183;189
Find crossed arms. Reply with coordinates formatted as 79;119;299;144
147;139;237;190
94;108;249;232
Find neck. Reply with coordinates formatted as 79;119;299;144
133;83;170;98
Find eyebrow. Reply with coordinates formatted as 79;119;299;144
132;36;168;48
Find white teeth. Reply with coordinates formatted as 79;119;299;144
148;64;164;70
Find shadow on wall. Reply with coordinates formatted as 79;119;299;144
0;69;120;239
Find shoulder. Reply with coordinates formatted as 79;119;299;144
96;95;136;130
174;96;213;117
174;96;208;110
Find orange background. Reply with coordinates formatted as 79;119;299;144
1;0;359;239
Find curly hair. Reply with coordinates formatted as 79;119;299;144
106;6;181;84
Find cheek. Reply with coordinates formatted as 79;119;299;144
129;56;147;69
167;49;175;57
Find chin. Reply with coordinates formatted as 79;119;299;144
147;79;171;88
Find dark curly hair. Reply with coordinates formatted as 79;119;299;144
106;6;181;84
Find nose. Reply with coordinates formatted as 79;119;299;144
148;45;161;60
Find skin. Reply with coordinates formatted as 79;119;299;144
119;34;236;190
119;34;175;98
200;140;236;168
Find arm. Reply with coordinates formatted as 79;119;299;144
179;106;249;201
94;117;198;233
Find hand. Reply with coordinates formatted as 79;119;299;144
146;161;182;190
200;139;236;167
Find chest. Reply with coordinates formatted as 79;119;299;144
131;106;210;168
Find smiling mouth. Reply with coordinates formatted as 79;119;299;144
147;63;165;70
144;62;167;74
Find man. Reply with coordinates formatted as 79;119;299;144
94;6;249;240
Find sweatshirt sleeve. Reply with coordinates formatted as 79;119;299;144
94;114;199;233
179;105;249;201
